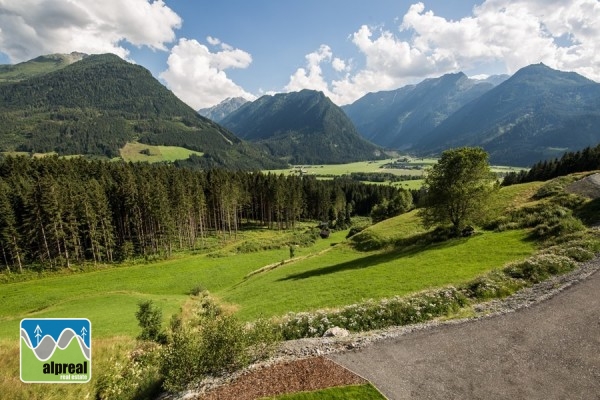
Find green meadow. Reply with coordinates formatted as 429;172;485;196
0;181;547;399
119;141;204;163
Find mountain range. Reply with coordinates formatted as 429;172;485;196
198;97;248;122
343;64;600;166
342;73;508;150
0;53;285;169
220;89;383;164
2;52;599;169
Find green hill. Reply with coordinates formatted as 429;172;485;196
0;53;285;169
0;52;86;83
221;89;383;164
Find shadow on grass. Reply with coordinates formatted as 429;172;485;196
278;238;466;281
576;197;600;226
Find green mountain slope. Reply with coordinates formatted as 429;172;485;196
0;52;86;83
221;89;383;164
0;53;285;169
343;73;505;149
416;63;600;166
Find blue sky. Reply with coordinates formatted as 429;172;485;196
0;1;599;108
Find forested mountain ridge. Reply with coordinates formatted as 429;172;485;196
221;89;384;164
414;64;600;166
0;53;285;169
342;72;506;149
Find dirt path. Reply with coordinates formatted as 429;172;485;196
329;265;600;400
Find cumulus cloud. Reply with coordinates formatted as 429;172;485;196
285;0;600;105
0;0;181;62
159;38;255;110
284;44;333;94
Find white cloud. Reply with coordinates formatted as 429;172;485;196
206;36;221;46
332;57;348;72
0;0;181;62
160;38;255;110
284;0;600;105
284;44;332;94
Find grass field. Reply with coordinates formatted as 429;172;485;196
264;158;527;190
0;184;541;340
0;182;543;399
119;142;204;163
265;158;432;177
268;384;385;399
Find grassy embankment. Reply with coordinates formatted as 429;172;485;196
0;181;544;399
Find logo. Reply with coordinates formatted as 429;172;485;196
20;318;91;383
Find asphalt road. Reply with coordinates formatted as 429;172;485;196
329;267;600;400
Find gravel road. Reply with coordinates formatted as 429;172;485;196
329;261;600;400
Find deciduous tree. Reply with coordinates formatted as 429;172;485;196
419;147;497;235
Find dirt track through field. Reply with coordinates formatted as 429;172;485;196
329;265;600;400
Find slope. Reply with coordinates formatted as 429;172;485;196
221;89;383;164
0;52;86;83
417;63;600;166
0;53;285;169
198;97;249;123
343;73;505;149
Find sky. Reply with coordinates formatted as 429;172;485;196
0;0;599;109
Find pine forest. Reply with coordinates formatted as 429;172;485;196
0;156;406;272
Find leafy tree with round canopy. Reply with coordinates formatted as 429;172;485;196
419;147;497;235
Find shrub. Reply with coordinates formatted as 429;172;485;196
542;246;594;262
160;292;281;392
277;287;468;340
503;254;576;283
461;271;524;300
135;300;167;344
245;317;282;362
188;283;206;296
95;342;162;400
346;225;367;238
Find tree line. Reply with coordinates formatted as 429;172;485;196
503;144;600;185
0;156;406;272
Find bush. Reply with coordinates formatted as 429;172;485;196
461;271;524;300
135;300;167;344
503;254;576;283
95;342;162;400
277;287;468;340
160;292;281;392
188;284;206;296
346;225;367;238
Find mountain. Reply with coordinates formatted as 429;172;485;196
220;90;383;164
416;63;600;166
0;52;87;83
342;72;507;149
0;53;286;169
198;97;248;122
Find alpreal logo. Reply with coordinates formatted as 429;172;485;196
20;318;91;383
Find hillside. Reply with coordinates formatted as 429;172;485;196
0;53;285;169
415;63;600;166
343;73;505;149
198;97;248;122
221;89;383;164
0;52;86;83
